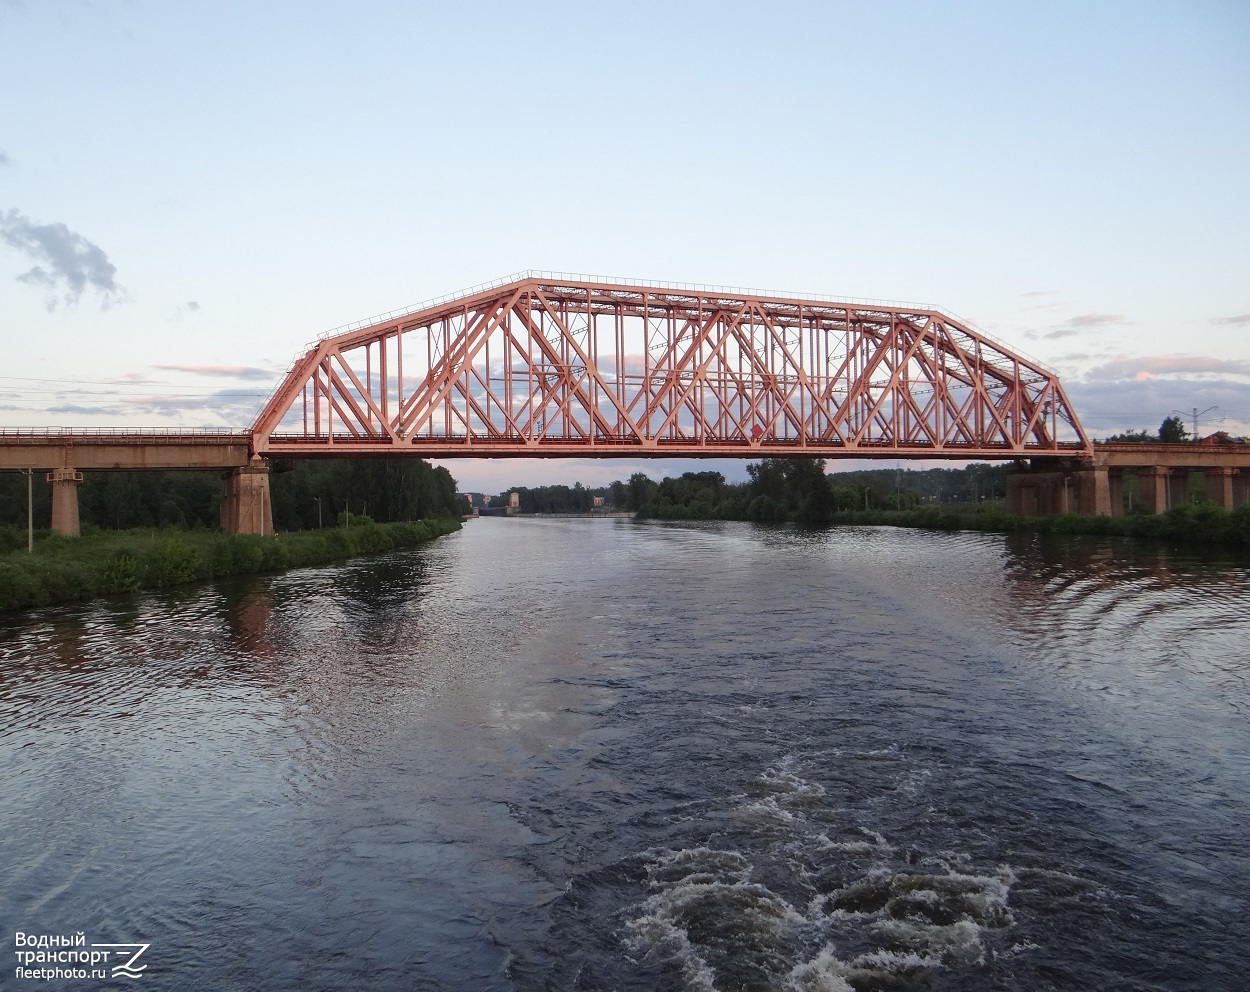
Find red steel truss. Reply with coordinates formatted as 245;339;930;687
251;273;1091;460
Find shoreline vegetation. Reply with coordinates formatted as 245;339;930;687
792;504;1250;546
0;517;462;614
484;458;1249;548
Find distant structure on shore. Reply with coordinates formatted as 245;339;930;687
462;491;521;517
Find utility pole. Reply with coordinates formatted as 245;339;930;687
27;469;33;554
313;496;322;528
1174;405;1219;442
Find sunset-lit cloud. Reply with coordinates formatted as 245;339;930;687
152;364;275;381
1084;355;1250;382
1064;313;1127;328
1026;312;1129;342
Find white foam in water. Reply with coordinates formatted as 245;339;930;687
759;765;828;803
815;826;893;856
816;865;1016;970
623;910;718;992
625;847;807;988
739;796;799;823
786;947;858;992
788;945;947;991
625;782;1020;989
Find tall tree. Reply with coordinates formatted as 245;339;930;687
1158;416;1188;443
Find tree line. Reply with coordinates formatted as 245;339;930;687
481;461;1011;525
623;461;1010;523
1105;416;1190;444
0;458;460;533
488;482;615;514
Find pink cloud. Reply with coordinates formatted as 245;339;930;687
152;364;273;381
1064;313;1127;328
1211;313;1250;326
1085;354;1250;382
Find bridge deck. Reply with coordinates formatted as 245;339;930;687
0;430;251;471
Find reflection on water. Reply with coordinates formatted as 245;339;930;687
1;519;1247;990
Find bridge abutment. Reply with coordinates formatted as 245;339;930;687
47;468;84;537
221;461;273;535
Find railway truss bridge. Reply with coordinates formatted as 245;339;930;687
2;273;1245;534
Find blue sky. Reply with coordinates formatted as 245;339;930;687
2;0;1247;491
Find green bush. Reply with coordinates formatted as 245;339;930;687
146;539;201;587
105;552;141;594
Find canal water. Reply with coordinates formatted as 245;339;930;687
1;518;1247;990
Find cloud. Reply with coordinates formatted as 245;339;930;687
1019;290;1055;297
186;300;200;311
0;209;125;308
1025;312;1129;341
1063;377;1249;439
122;387;270;422
152;364;274;381
1064;313;1127;328
1210;313;1250;326
47;404;121;415
0;150;9;167
1084;354;1250;383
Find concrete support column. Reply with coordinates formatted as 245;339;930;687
1107;469;1125;517
222;461;273;535
1167;470;1189;510
1006;472;1024;516
46;468;84;537
1076;465;1111;515
1233;469;1249;509
1205;468;1235;509
1048;471;1073;516
1138;467;1169;514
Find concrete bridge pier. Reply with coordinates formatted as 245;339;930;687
1106;469;1125;517
1006;462;1094;516
1137;466;1169;514
1074;464;1111;515
47;468;84;537
1205;468;1236;510
1167;470;1189;511
221;461;273;535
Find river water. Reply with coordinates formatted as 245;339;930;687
1;519;1248;990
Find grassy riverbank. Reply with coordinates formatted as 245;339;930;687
0;517;462;613
821;502;1250;546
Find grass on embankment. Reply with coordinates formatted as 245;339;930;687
0;517;462;613
824;502;1250;546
